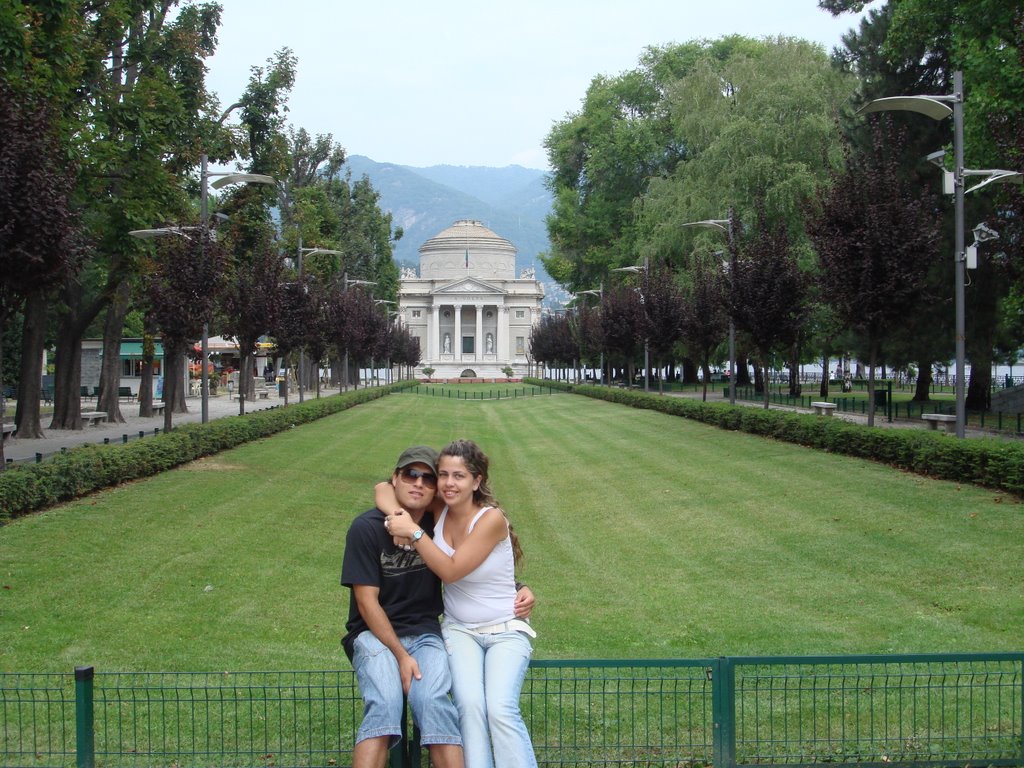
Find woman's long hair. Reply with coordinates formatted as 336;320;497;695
440;439;523;566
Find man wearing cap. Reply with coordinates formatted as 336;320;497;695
343;446;535;768
342;445;460;768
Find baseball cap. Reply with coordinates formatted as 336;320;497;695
395;445;438;473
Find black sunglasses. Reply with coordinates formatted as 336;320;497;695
399;467;437;488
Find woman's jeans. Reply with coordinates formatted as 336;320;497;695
443;621;538;768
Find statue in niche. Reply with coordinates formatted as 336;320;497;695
443;333;451;353
486;333;494;353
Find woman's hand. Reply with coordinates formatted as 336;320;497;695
385;510;419;549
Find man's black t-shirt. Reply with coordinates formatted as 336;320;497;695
341;508;442;660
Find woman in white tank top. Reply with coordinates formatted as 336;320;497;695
386;439;537;768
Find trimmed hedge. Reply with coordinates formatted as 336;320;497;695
0;383;417;523
526;379;1024;497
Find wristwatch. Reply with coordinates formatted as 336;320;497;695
410;529;424;543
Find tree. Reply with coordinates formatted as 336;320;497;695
219;240;284;415
529;314;576;379
0;79;80;454
806;125;942;425
141;232;227;432
598;286;645;385
638;265;685;393
731;206;810;409
679;255;730;401
270;278;318;406
56;3;228;430
827;0;1024;407
639;37;852;262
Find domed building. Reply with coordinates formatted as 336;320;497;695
398;220;544;379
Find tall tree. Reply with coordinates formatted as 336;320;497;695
806;125;942;425
679;255;730;401
0;79;80;456
141;231;227;432
731;206;810;409
219;239;284;415
827;0;1024;406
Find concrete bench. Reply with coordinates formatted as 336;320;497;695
922;413;956;432
811;401;837;416
80;411;108;426
151;403;166;414
253;379;270;399
2;423;15;443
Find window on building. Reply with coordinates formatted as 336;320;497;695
463;336;474;354
515;310;525;319
122;359;161;377
516;336;525;354
412;310;421;318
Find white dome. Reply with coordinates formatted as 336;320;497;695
419;219;517;279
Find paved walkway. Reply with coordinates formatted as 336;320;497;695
2;388;341;466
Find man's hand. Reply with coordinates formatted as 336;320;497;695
398;652;422;694
514;585;535;619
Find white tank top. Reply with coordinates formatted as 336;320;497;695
434;506;517;627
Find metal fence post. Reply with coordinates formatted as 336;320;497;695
75;666;95;768
712;657;736;768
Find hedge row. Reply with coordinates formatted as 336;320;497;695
526;379;1024;497
0;382;418;523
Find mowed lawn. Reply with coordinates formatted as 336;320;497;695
0;392;1020;673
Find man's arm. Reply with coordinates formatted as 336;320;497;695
352;584;422;694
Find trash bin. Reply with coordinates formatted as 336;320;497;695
278;381;287;398
873;389;888;407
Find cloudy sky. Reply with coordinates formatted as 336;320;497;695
202;0;871;170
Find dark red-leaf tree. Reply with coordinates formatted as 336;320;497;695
679;255;730;401
731;204;810;410
141;231;227;432
0;79;80;459
806;122;942;425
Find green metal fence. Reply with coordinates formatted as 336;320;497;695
2;653;1021;767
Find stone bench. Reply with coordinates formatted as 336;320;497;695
811;401;837;416
921;413;956;432
2;423;15;443
253;380;271;399
80;411;108;427
151;403;166;414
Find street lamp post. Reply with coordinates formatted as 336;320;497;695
682;212;736;404
856;71;1021;438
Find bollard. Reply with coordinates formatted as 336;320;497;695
35;452;42;463
103;438;109;445
122;434;128;444
154;428;160;435
138;431;144;439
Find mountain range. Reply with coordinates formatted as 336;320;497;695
340;155;560;301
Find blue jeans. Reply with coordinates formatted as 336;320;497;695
443;621;538;768
351;631;462;748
